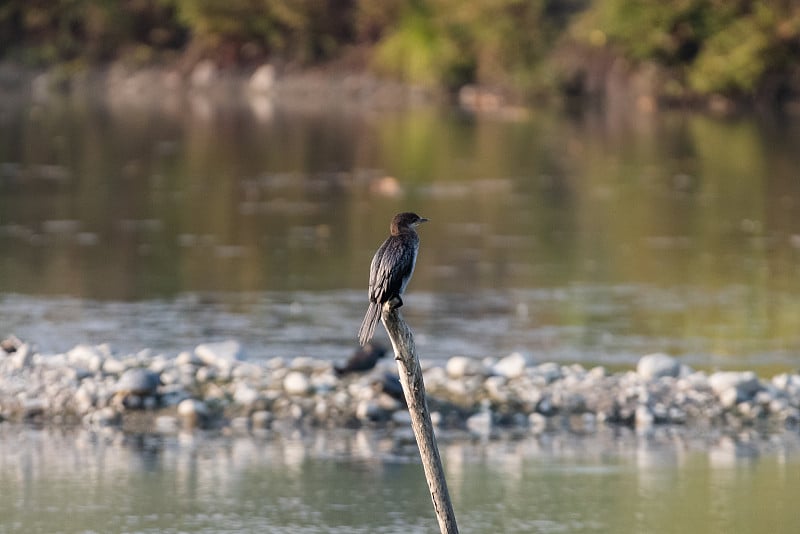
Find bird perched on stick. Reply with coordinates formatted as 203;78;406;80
358;212;428;346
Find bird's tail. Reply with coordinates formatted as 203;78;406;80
358;302;381;347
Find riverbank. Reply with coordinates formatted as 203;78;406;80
2;336;798;438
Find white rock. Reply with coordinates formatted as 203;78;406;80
492;352;533;379
637;353;681;380
233;384;260;406
178;398;209;418
709;371;761;398
445;356;486;378
175;351;203;366
195;340;245;368
177;399;208;428
102;357;127;375
67;344;105;372
196;366;217;383
484;375;509;403
283;372;311;396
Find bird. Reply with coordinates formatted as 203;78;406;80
358;212;428;347
334;342;388;376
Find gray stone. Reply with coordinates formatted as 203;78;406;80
114;368;160;395
637;353;681;380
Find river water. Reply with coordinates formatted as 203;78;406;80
1;425;799;534
2;95;800;370
1;92;800;532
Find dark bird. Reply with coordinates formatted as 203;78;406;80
358;212;428;346
334;342;388;376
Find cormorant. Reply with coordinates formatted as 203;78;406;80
358;212;428;346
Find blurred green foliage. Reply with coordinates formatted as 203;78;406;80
1;0;800;100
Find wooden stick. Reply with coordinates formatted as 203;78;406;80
381;303;459;534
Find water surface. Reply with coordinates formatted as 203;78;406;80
1;425;798;534
1;95;800;369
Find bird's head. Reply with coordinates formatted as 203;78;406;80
391;212;429;234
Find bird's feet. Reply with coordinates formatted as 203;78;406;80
387;296;404;310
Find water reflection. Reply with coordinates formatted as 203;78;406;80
1;425;798;534
1;95;800;368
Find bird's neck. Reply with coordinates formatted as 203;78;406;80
390;225;415;237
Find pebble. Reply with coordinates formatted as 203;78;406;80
637;353;681;380
195;340;245;369
491;351;533;379
1;339;799;438
283;372;311;396
446;356;486;378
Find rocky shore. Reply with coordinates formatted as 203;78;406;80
1;336;799;437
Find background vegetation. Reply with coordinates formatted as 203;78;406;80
1;0;800;104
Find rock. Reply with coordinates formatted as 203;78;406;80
1;335;22;353
175;351;203;366
102;357;127;375
195;366;217;383
283;372;311;396
466;403;493;437
233;383;260;406
534;362;562;383
114;368;160;396
195;340;245;368
177;399;209;425
67;344;106;372
492;352;533;379
11;343;33;369
637;353;681;380
445;356;486;378
709;371;761;402
484;376;509;403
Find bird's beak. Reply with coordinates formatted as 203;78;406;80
417;217;429;225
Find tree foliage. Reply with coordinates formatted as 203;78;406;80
1;0;800;100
